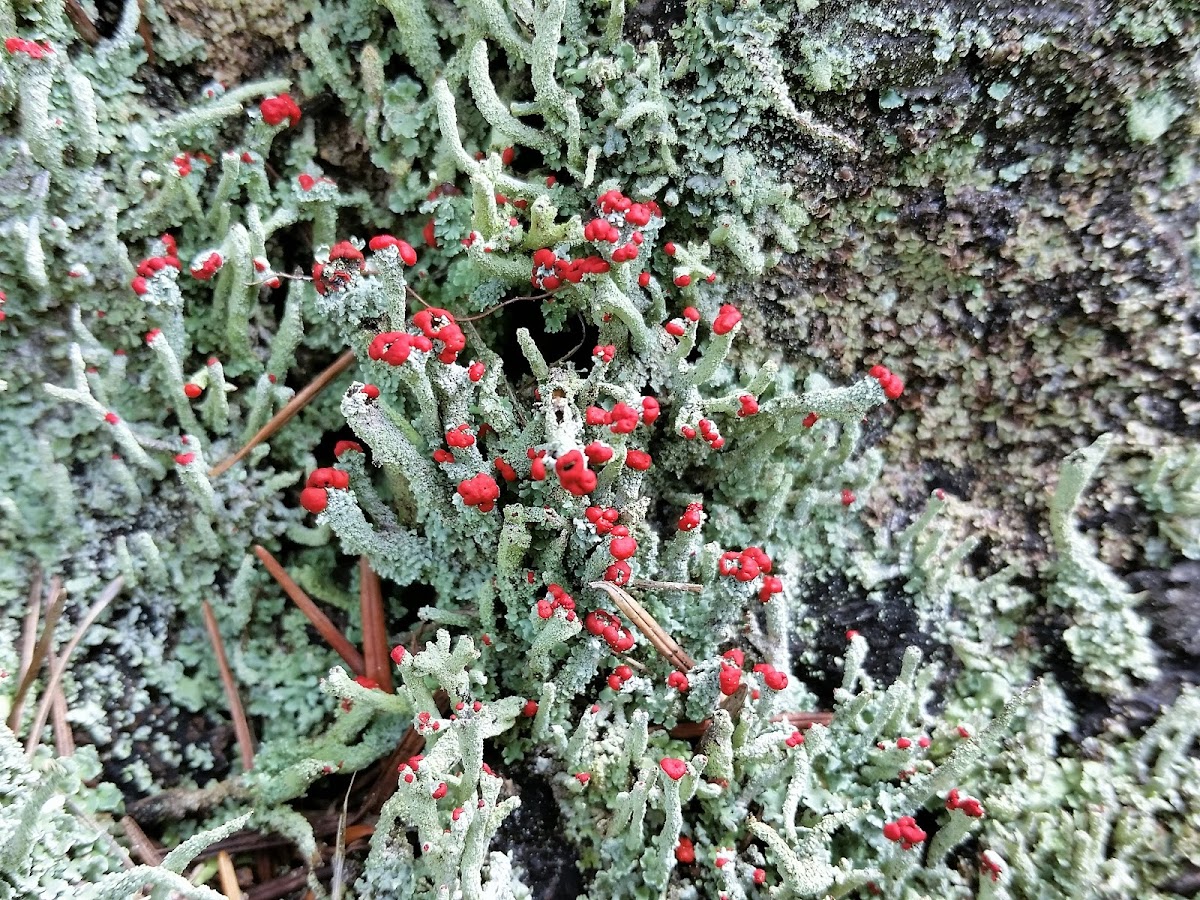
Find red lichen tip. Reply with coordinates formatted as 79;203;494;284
260;93;301;127
625;449;652;471
882;816;927;849
712;304;742;335
659;757;688;781
369;234;418;265
458;472;501;512
299;487;328;514
675;836;695;864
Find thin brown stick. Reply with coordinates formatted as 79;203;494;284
126;779;248;827
254;546;366;676
17;570;42;679
405;285;431;309
209;350;356;478
216;851;242;899
26;578;123;756
358;558;393;693
133;0;154;64
121;816;164;865
628;578;704;593
48;650;75;757
668;719;711;740
135;0;156;64
457;292;552;322
773;711;834;729
202;600;256;771
8;577;66;732
589;581;696;671
546;313;589;368
64;0;101;43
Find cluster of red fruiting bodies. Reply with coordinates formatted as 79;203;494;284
529;190;663;291
298;220;909;653
129;235;181;296
289;203;915;866
718;547;783;603
129;233;282;297
259;93;302;128
882;816;927;851
4;36;52;58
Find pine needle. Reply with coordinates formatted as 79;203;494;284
25;577;123;756
589;580;696;671
48;650;75;757
254;546;366;676
7;576;66;732
358;558;393;693
216;850;243;899
202;600;256;771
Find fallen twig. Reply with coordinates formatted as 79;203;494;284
254;546;366;676
8;576;66;732
126;778;248;827
25;577;123;756
202;600;256;771
120;815;164;865
358;559;393;693
589;581;696;671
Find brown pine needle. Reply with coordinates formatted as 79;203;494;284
26;577;123;756
48;652;75;757
628;578;704;593
209;350;356;478
668;719;711;740
135;0;156;65
774;711;834;729
121;816;164;865
254;546;366;676
64;0;101;43
358;558;393;693
216;851;243;899
202;600;256;771
17;570;42;678
590;581;696;671
342;824;375;844
8;576;65;732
